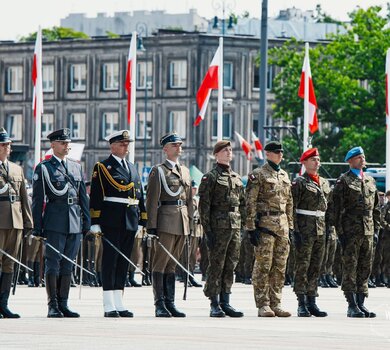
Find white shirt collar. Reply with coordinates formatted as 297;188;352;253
112;154;128;171
166;159;179;168
52;155;66;164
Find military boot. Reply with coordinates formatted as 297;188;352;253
344;292;365;318
129;271;142;287
164;273;185;317
375;275;385;287
189;274;202;288
307;296;327;317
152;272;171;317
142;269;152;286
57;275;80;317
27;261;35;287
209;296;225;317
326;274;338;288
219;292;243;317
33;262;41;287
45;274;63;318
297;294;311;317
356;293;376;318
368;278;376;288
320;274;329;288
0;273;20;318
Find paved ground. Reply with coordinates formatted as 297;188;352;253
1;278;390;349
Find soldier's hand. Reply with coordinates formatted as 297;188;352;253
293;231;303;249
205;232;216;250
90;224;102;234
147;228;158;239
248;229;260;247
31;228;43;238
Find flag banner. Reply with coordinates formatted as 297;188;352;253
125;34;137;125
251;131;263;160
32;28;43;118
235;131;252;160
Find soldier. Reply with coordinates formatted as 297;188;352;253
291;148;330;317
381;191;390;287
198;140;245;318
333;146;380;318
146;132;193;317
0;128;33;318
245;140;293;318
32;128;90;318
89;130;147;317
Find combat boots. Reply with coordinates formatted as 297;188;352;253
326;274;339;288
0;273;20;318
128;271;142;287
356;293;376;318
189;274;202;287
57;275;80;317
209;296;225;317
45;274;63;318
33;262;41;287
152;272;171;317
320;274;329;288
27;261;35;287
219;292;243;317
306;296;327;317
344;292;365;318
296;294;311;317
164;273;185;317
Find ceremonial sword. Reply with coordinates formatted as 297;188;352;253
0;247;33;272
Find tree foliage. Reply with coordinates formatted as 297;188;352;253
20;27;89;42
269;6;390;164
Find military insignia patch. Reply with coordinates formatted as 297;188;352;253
63;128;70;136
107;165;112;170
123;130;129;138
33;173;39;181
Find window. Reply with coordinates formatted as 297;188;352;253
169;60;187;88
102;63;119;91
69;64;87;92
253;64;275;90
137;61;153;90
6;66;23;93
223;62;233;89
42;65;54;92
101;112;119;139
212;112;232;139
136;112;152;140
68;113;86;140
5;114;23;141
168;111;186;139
41;113;54;138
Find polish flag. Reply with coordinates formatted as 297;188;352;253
194;45;221;126
235;131;252;160
32;27;43;119
385;48;390;191
125;33;137;125
251;131;263;160
298;47;318;134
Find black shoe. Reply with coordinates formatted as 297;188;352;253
296;295;311;317
155;301;171;318
345;292;365;318
58;302;80;318
165;303;186;317
118;310;134;317
189;275;202;288
320;275;329;288
306;296;327;317
326;274;338;288
368;278;376;288
48;303;64;318
219;292;243;317
129;272;142;287
244;277;252;285
210;296;225;318
104;310;120;318
356;293;376;318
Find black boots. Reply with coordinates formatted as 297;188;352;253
0;273;20;318
344;292;365;318
152;272;171;317
209;296;225;317
189;274;202;287
27;261;35;287
320;274;329;288
219;292;243;317
306;296;327;317
325;274;338;288
142;269;152;286
164;273;185;317
57;275;80;318
45;274;63;318
356;292;376;318
297;294;311;317
129;271;142;287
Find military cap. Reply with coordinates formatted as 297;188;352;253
300;147;320;162
264;141;283;152
47;128;71;142
344;146;364;162
0;128;12;143
105;130;133;144
213;140;231;154
160;132;182;147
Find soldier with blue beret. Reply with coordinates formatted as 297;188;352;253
32;128;90;318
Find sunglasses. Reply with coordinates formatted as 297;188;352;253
271;150;284;154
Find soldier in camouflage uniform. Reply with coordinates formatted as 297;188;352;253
333;146;380;318
292;148;330;317
380;191;390;287
198;140;245;318
245;141;293;318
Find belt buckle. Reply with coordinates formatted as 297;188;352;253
177;199;184;206
9;194;16;203
67;197;74;205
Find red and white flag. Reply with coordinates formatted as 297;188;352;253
298;48;318;134
385;48;390;191
125;33;137;125
32;27;43;119
235;131;252;160
251;131;263;160
194;45;221;126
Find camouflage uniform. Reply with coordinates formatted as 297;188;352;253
292;173;330;296
245;163;293;311
379;202;390;283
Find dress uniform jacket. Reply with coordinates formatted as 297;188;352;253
89;155;147;230
32;157;90;235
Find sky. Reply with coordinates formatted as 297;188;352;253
0;0;388;41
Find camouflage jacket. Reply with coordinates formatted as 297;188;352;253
198;163;246;233
291;173;331;236
332;170;380;236
245;163;293;237
381;202;390;233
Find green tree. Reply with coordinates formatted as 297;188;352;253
20;27;89;41
269;6;390;164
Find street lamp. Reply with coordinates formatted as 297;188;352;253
212;0;236;35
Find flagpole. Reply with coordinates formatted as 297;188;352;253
386;48;390;192
303;42;309;152
217;37;224;141
129;31;137;163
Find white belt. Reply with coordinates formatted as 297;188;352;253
104;196;139;205
296;209;325;217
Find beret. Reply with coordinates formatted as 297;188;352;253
344;146;364;162
213;140;231;154
264;141;283;152
300;147;320;162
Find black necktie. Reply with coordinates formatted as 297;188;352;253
121;159;128;173
61;160;68;174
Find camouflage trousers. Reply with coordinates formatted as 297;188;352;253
252;233;290;308
372;234;390;279
341;234;373;296
236;233;254;278
203;228;240;298
293;233;325;296
321;237;337;275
